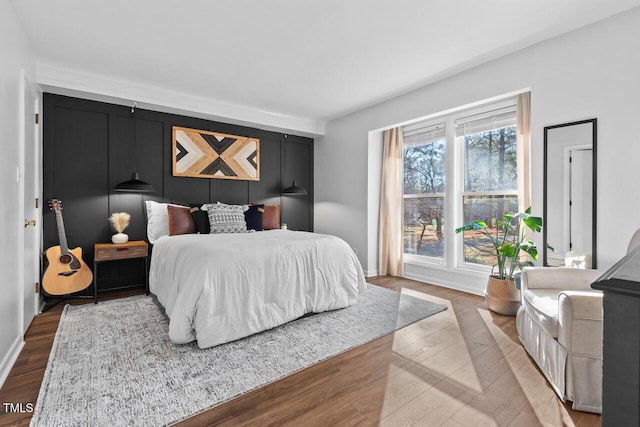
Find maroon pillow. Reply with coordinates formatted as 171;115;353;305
167;205;196;235
262;205;281;230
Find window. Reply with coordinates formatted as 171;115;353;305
456;106;518;267
403;123;446;258
402;99;522;270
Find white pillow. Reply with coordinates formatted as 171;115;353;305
145;201;189;243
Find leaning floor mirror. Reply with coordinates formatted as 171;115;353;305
543;119;597;268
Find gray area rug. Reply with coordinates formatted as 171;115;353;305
30;284;447;426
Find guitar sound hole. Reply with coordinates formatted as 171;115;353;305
59;254;73;264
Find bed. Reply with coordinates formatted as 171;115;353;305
149;229;367;349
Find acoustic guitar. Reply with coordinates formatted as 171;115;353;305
42;199;93;295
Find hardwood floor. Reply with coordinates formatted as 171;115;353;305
0;277;601;426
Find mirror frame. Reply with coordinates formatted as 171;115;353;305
543;118;597;268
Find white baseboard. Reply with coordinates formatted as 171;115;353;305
365;268;484;296
402;271;485;296
0;335;25;389
364;269;379;278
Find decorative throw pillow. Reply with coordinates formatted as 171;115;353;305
205;204;247;234
201;202;249;212
200;203;219;212
262;204;280;230
190;207;210;234
167;205;196;236
244;205;264;231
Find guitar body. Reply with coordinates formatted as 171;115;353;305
43;199;93;296
42;245;93;295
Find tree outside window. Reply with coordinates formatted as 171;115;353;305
403;136;446;258
461;125;518;266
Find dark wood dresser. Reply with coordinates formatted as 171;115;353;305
592;246;640;426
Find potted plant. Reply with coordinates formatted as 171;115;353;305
455;207;550;315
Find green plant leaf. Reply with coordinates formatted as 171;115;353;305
455;221;487;234
519;241;539;260
455;206;544;278
498;241;519;258
522;215;543;233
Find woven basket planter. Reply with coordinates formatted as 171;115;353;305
484;275;521;316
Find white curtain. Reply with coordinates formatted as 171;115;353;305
379;128;404;276
517;92;531;212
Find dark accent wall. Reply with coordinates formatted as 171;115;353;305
43;93;313;294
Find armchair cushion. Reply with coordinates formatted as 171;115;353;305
521;289;563;338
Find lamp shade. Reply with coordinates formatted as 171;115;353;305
114;172;155;193
282;180;307;196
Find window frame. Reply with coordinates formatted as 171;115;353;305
402;98;520;274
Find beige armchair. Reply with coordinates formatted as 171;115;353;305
516;267;603;412
516;229;640;413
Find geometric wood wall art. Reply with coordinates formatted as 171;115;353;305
172;126;260;180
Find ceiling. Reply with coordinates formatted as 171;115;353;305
10;0;640;133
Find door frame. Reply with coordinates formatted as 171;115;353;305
562;143;592;258
18;69;43;334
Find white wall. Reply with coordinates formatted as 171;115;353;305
0;0;35;386
315;7;640;293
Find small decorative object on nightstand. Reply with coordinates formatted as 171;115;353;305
111;233;128;244
109;212;131;243
93;240;149;303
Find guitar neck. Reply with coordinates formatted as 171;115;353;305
54;211;70;255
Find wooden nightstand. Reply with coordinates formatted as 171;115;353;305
93;240;149;303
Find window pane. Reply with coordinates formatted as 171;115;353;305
403;140;446;195
463;126;517;192
461;195;518;266
403;197;445;258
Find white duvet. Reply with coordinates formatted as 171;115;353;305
149;230;367;348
